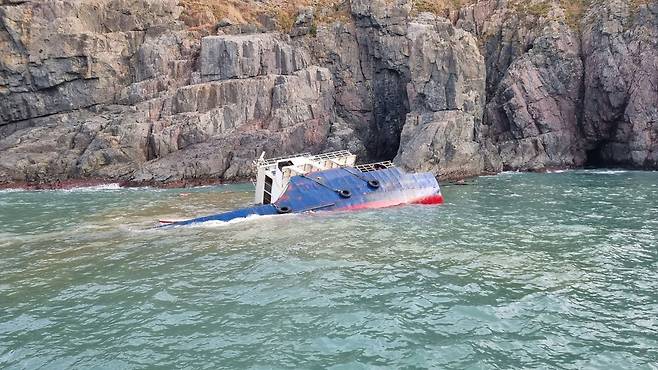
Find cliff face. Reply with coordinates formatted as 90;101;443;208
0;0;656;185
460;0;657;171
581;0;658;168
0;0;334;183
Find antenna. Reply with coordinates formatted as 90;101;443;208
253;151;266;167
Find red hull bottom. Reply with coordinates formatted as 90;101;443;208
337;193;444;211
413;194;445;205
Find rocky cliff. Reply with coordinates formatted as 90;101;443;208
1;0;656;186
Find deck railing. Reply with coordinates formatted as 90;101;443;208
310;150;353;160
355;161;395;172
254;151;354;167
254;153;312;167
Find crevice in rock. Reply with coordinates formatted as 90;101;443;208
346;4;412;163
584;142;609;168
0;103;101;129
368;66;410;162
574;17;589;166
145;122;156;161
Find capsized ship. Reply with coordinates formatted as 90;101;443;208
160;151;443;226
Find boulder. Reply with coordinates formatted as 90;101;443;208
397;111;486;180
290;7;315;37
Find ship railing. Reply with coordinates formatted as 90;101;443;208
355;161;395;172
254;152;312;167
254;150;354;167
310;150;353;161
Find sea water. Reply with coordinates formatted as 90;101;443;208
1;170;657;369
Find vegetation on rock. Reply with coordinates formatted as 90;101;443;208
411;0;471;15
178;0;349;31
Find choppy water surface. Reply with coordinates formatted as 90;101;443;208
1;171;657;369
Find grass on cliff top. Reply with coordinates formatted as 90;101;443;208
411;0;471;16
179;0;253;24
412;0;590;30
179;0;348;32
411;0;586;24
180;0;653;33
513;0;650;30
559;0;589;28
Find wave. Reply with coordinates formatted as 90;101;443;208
195;213;284;228
158;213;296;229
0;183;125;193
480;171;521;178
585;170;629;175
59;183;123;192
499;171;523;175
0;188;24;193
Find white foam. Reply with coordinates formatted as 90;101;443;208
480;171;518;178
586;170;629;175
60;183;123;192
1;183;130;193
0;188;24;193
194;213;277;228
166;212;296;229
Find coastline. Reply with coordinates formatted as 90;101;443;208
0;165;591;191
1;164;648;192
0;177;233;191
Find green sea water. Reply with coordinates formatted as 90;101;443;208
1;170;657;369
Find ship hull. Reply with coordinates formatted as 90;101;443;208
162;167;442;227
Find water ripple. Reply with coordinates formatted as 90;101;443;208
1;171;657;368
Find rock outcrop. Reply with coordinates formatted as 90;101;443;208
395;15;489;179
0;0;193;182
1;0;656;186
134;65;335;182
484;18;585;170
0;0;185;123
311;1;492;179
200;34;309;81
